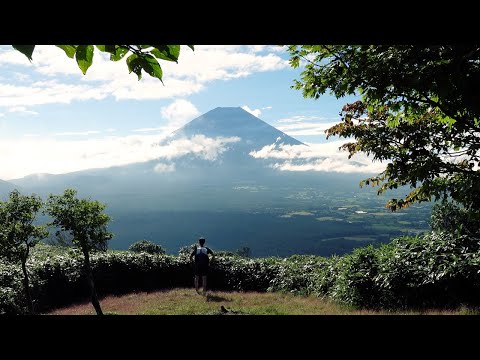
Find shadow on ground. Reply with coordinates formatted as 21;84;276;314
206;294;231;302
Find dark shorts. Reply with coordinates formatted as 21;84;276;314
195;263;209;276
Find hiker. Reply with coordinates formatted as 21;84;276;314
190;237;215;294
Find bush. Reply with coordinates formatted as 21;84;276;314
329;246;381;308
128;240;166;255
0;263;26;315
178;244;197;259
268;255;328;295
430;201;480;236
374;233;480;309
4;229;480;314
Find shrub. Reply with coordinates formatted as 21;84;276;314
4;229;480;314
178;244;197;259
430;201;480;236
268;255;328;295
329;246;381;308
129;240;166;255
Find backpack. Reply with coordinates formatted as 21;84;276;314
195;246;210;266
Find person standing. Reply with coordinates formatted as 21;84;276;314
190;237;215;295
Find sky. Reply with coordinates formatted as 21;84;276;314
0;45;385;180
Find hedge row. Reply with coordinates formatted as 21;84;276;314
2;230;480;314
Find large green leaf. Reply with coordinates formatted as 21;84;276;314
12;45;35;61
75;45;94;75
139;54;163;82
151;45;180;63
56;45;77;58
126;54;143;80
96;45;117;53
110;46;129;61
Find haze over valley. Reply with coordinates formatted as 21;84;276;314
3;107;430;256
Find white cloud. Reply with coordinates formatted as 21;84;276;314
161;99;200;128
23;134;40;137
106;128;116;132
13;72;30;81
153;163;176;173
0;134;241;180
262;106;272;110
0;45;289;107
0;80;108;107
277;115;329;123
276;121;339;136
273;115;340;136
0;48;31;65
248;45;268;53
155;134;241;161
0;113;4;118
8;106;39;116
241;105;262;117
54;130;101;136
249;140;387;174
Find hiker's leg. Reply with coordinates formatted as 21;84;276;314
202;275;207;293
194;275;200;292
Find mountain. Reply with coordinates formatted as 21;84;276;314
8;107;426;257
11;107;308;191
167;106;303;147
0;179;17;197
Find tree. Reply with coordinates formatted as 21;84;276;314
287;45;480;220
0;190;48;314
12;45;194;82
45;189;113;315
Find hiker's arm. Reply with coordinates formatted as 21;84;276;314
190;250;195;261
208;248;215;262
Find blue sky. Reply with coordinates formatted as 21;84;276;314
0;45;384;180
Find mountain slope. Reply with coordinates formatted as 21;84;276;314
0;179;19;197
167;107;303;146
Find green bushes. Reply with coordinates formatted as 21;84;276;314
0;246;282;314
210;256;281;291
328;246;381;308
0;263;26;314
268;255;328;295
2;228;480;314
430;201;480;236
128;240;166;255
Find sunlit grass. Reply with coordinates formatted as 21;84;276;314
45;288;476;315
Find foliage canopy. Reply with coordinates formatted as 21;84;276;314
287;45;480;217
12;45;194;82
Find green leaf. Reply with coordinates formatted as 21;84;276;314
96;45;117;54
187;45;195;51
110;46;129;61
139;54;163;82
56;45;77;58
151;45;180;63
126;54;142;80
75;45;94;75
12;45;35;61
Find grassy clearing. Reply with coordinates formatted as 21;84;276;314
44;288;474;315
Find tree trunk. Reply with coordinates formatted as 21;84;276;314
82;248;103;315
21;258;34;314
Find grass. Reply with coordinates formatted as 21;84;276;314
44;288;477;315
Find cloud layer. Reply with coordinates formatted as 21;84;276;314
0;134;240;180
249;140;388;174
